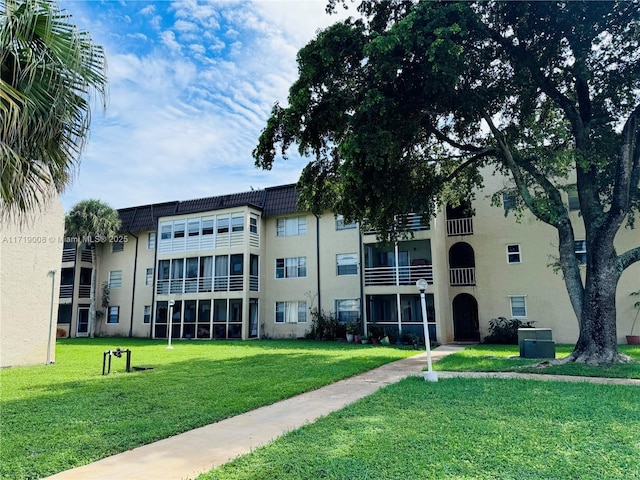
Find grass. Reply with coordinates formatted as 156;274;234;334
433;344;640;378
0;338;417;480
200;376;640;480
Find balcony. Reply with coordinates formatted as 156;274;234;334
59;284;74;298
78;285;91;298
61;248;76;263
449;267;476;286
364;264;433;287
447;217;473;236
156;275;247;295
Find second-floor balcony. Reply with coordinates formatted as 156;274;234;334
156;274;259;295
446;217;473;236
449;267;476;286
364;264;433;287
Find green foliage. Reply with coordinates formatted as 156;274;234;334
0;339;415;479
305;309;342;340
630;290;640;336
254;0;640;363
200;377;640;480
483;316;535;345
65;199;121;240
1;0;107;216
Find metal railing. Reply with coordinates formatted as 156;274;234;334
449;267;476;286
59;285;74;298
446;217;473;236
364;264;433;286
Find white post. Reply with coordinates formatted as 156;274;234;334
167;300;175;350
416;279;437;382
47;270;57;364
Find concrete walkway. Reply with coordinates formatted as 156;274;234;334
45;345;465;480
44;345;640;480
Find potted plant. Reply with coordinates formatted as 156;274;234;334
627;290;640;345
345;321;356;343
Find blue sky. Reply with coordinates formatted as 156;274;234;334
58;0;352;212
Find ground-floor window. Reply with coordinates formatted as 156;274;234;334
335;299;360;323
108;306;120;324
275;301;307;324
57;304;72;324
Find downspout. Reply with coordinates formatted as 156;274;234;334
47;270;57;364
150;219;159;338
128;232;139;338
314;213;321;313
358;229;366;336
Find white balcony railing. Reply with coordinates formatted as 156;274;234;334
364;264;433;287
446;218;473;236
78;285;91;298
59;285;74;298
449;267;476;286
157;275;246;295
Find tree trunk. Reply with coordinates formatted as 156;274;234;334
89;243;96;338
565;243;627;364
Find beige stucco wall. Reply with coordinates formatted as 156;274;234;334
1;196;64;367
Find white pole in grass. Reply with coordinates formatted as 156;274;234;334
416;279;437;382
167;300;175;350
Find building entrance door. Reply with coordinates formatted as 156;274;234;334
77;306;90;337
452;294;480;341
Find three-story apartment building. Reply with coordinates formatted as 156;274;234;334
56;174;640;345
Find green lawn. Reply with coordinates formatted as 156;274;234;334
0;338;417;480
200;376;640;480
434;344;640;378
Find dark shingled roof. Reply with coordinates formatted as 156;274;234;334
118;184;299;233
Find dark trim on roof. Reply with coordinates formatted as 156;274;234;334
118;184;299;233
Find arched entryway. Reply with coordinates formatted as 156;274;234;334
448;242;476;286
452;293;480;341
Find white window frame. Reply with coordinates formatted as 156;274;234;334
275;257;307;279
509;295;527;318
276;216;307;237
143;305;151;324
503;192;516;212
336;253;358;275
275;301;307;324
336;214;357;230
147;232;156;249
109;270;122;289
112;241;124;253
145;268;153;286
335;299;360;324
160;223;172;240
108;306;120;324
506;244;522;264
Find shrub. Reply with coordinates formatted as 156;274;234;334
483;317;535;344
306;310;342;340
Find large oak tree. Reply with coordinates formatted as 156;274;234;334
254;1;640;364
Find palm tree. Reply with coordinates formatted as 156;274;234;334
1;0;107;217
65;199;120;337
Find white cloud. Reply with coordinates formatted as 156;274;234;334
60;0;354;212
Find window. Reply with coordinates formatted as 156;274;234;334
143;305;151;324
336;214;357;230
108;306;120;324
337;253;358;275
276;216;306;236
217;217;229;234
509;296;527;317
160;224;172;240
109;270;122;288
188;220;200;237
147;232;156;249
202;219;214;235
275;257;306;278
275;301;307;323
145;268;153;286
567;185;580;211
575;239;587;264
173;222;185;238
57;304;72;324
506;244;521;264
335;299;360;323
231;215;244;232
112;241;124;253
250;216;258;234
503;192;516;212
